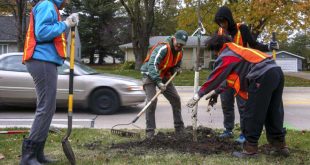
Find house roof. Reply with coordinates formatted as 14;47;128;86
267;51;305;60
0;16;17;42
119;36;210;51
276;51;305;60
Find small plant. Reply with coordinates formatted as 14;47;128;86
120;61;135;70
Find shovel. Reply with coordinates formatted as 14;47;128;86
111;72;178;137
61;25;76;165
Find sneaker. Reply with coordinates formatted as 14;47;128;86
235;134;246;143
219;130;233;138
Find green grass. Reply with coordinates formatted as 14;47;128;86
0;128;309;165
91;65;310;87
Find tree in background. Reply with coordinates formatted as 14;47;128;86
177;0;310;41
66;0;127;65
120;0;155;70
152;0;179;36
0;0;28;51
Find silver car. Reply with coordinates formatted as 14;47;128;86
0;52;145;115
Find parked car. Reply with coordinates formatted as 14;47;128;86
0;52;146;115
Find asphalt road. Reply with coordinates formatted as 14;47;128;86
0;87;309;131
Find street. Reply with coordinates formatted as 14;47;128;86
0;87;309;130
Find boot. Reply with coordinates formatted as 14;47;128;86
265;141;290;157
37;140;57;163
175;125;185;135
20;139;41;165
232;141;258;158
146;130;155;139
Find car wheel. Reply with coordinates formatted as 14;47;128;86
89;88;120;115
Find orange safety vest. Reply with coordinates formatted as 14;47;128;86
218;23;245;47
144;42;182;78
224;43;272;100
23;4;67;63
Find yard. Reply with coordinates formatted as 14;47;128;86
0;127;309;164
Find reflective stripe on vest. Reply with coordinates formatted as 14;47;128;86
23;4;67;63
218;23;244;47
144;42;182;78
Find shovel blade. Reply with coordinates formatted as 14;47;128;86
62;138;76;165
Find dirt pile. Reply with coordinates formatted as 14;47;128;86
111;126;241;155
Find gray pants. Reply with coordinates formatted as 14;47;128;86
220;88;246;132
142;76;184;133
26;60;58;142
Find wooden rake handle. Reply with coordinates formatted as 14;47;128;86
131;72;178;123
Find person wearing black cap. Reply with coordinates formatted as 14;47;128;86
213;6;279;143
140;30;188;138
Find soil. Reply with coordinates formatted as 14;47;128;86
110;126;241;155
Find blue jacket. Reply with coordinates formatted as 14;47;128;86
32;0;69;65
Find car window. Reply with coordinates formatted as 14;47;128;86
57;64;70;75
0;55;27;72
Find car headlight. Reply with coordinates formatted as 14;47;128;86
127;85;143;91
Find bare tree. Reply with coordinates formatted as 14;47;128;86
120;0;155;70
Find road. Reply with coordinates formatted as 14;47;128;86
0;87;309;130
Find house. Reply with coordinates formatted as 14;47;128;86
0;16;18;54
271;51;305;72
0;16;81;60
119;36;212;70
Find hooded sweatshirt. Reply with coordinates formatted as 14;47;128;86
214;6;269;51
31;0;68;65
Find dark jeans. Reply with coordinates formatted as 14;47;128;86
243;67;286;144
142;75;184;133
220;88;246;132
26;60;58;142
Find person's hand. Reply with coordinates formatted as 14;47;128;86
174;67;182;75
208;93;218;107
64;13;79;28
269;41;279;51
187;94;200;108
157;82;166;93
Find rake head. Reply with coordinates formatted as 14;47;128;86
111;129;140;138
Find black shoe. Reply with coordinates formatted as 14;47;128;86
20;139;41;165
37;140;57;163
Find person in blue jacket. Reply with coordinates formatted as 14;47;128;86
20;0;77;164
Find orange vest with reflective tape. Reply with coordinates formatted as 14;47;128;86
224;43;271;100
144;42;182;78
23;4;67;63
218;23;245;47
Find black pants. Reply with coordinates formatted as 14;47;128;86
220;88;246;131
243;67;286;144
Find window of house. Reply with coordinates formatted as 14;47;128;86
0;44;9;55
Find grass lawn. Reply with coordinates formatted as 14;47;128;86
91;65;310;87
0;128;309;165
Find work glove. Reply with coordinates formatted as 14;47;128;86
157;82;166;93
64;13;79;28
187;93;200;108
268;41;279;51
172;67;182;76
208;93;218;107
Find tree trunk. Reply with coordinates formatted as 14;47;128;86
120;0;155;70
16;0;26;51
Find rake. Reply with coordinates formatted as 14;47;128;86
111;72;178;138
